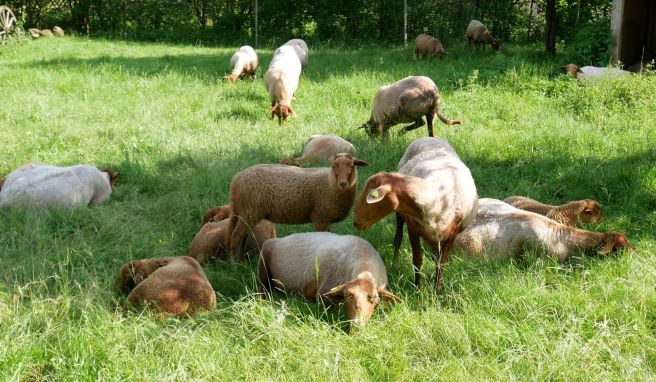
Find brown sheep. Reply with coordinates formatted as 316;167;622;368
503;196;603;227
117;256;216;316
278;134;356;166
466;20;499;51
414;34;446;59
201;204;232;225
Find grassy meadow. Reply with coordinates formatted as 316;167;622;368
0;36;655;380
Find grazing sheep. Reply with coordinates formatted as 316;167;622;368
53;26;65;37
259;232;400;327
353;137;478;294
118;256;216;316
224;45;258;83
466;20;499;51
561;63;630;79
278;134;356;166
188;218;276;264
360;76;463;137
201;204;232;225
264;45;302;124
503;196;602;227
0;163;118;210
226;154;370;260
414;34;446;59
282;38;308;69
454;198;633;260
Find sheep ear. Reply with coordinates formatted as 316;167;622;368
577;67;583;73
353;159;370;167
379;288;401;304
323;284;347;301
366;185;391;204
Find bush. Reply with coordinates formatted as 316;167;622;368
562;19;612;66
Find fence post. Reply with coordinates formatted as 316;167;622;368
404;0;408;47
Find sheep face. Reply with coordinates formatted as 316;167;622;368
577;199;603;224
561;64;582;77
490;40;500;51
323;278;400;326
359;120;385;137
331;154;370;191
270;104;294;124
201;204;232;225
101;168;119;188
117;260;148;294
278;157;300;166
598;232;634;255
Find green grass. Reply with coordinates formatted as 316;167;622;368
1;37;655;380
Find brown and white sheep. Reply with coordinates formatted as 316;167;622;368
561;63;630;79
278;134;356;166
264;45;302;124
414;34;446;59
466;20;499;51
258;232;400;327
454;198;633;260
226;153;370;260
282;38;308;69
353;137;478;294
0;163;118;210
117;256;216;316
224;45;258;83
360;76;463;137
53;26;65;37
503;196;603;227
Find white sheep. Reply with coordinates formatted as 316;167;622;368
225;153;370;260
503;196;603;227
0;163;118;210
259;232;400;326
264;45;302;124
561;63;630;80
224;45;258;83
360;76;462;137
282;38;308;69
454;198;633;260
278;134;356;166
466;20;499;51
353;137;478;294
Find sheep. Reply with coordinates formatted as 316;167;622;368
188;218;276;264
28;28;41;38
224;45;258;84
466;20;499;51
117;256;216;316
353;137;478;294
414;34;446;59
258;232;400;327
226;153;370;260
561;63;630;79
264;45;302;124
454;198;633;261
278;134;356;166
360;76;463;138
282;38;308;69
503;196;603;227
53;26;65;37
201;204;232;225
39;29;53;37
0;163;118;211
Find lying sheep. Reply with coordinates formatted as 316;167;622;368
264;45;302;124
28;28;42;38
0;163;118;210
353;137;478;294
414;34;446;59
201;204;232;225
118;256;216;316
226;153;370;260
224;45;258;84
188;218;276;264
454;198;633;260
53;26;65;37
503;196;602;227
561;63;630;79
278;134;356;166
360;76;463;137
466;20;499;51
259;232;400;327
282;38;308;69
39;29;53;37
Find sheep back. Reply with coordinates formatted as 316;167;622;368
414;34;445;58
282;39;308;68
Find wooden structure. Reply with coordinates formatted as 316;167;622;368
611;0;656;66
0;5;16;43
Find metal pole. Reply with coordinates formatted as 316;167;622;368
255;0;259;48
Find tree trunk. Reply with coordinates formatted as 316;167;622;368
192;0;208;30
575;0;581;28
254;0;258;48
545;0;556;55
403;0;407;47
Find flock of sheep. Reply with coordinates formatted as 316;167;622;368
0;20;636;327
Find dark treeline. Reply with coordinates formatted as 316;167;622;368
6;0;611;47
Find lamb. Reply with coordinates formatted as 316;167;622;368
360;76;463;137
0;163;118;210
454;198;633;260
264;45;302;124
503;196;602;227
278;134;356;166
188;218;276;264
53;26;65;37
466;20;499;51
282;38;308;69
414;34;446;59
224;45;258;84
353;137;478;294
561;63;630;79
226;153;370;260
117;256;216;316
258;232;400;326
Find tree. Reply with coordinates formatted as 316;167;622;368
545;0;556;55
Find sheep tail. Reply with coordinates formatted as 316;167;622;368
436;100;463;125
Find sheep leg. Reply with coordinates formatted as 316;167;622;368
432;235;457;296
468;37;472;47
402;118;425;134
426;113;435;137
407;221;423;287
228;219;251;261
392;213;405;264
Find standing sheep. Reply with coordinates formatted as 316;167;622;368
282;38;308;69
264;45;302;124
353;137;478;294
258;232;400;327
224;45;258;83
360;76;463;137
503;196;603;227
278;134;356;166
414;34;446;59
454;198;632;260
225;153;370;260
466;20;499;51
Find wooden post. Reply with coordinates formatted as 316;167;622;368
403;0;408;47
254;0;259;48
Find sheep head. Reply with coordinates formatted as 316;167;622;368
353;172;399;231
359;120;385;137
201;204;232;225
270;104;294;125
101;168;119;188
117;258;174;294
561;64;582;77
323;278;400;327
598;232;634;255
330;153;369;191
490;39;500;51
575;199;603;224
278;157;300;166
